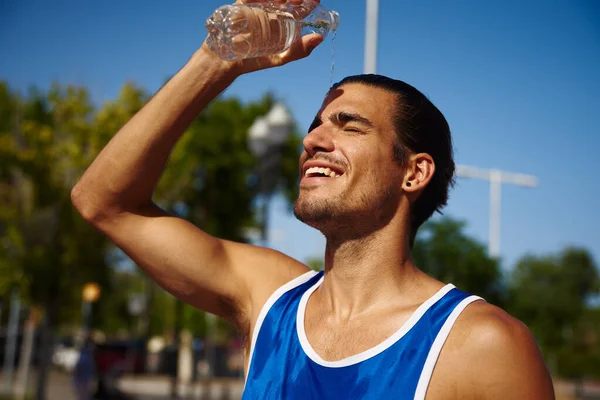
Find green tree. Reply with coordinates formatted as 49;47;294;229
0;81;130;399
305;257;324;271
412;217;504;306
0;81;117;399
0;77;304;396
507;247;600;378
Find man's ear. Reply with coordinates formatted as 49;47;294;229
403;153;435;197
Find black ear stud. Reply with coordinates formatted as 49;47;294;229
406;182;412;188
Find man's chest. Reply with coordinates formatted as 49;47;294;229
301;308;472;400
304;318;388;361
302;302;415;362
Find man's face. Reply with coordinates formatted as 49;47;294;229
294;83;406;236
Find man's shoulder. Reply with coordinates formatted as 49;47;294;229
448;300;548;369
451;299;534;352
432;300;555;399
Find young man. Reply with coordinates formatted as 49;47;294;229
71;0;555;398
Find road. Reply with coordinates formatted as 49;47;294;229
0;369;244;400
119;375;244;400
1;369;597;399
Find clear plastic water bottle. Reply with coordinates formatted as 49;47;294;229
205;1;340;61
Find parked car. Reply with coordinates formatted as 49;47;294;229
94;339;146;376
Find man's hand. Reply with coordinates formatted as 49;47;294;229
202;0;324;75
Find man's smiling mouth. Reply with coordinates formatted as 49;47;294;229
304;167;341;178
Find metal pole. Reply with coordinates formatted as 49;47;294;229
3;289;21;393
261;197;270;248
456;164;537;259
82;301;92;342
364;0;379;74
489;170;502;258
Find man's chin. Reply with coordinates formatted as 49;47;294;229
293;201;332;227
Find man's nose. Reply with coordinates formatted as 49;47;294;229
303;126;335;156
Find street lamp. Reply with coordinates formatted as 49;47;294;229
455;165;538;258
248;102;294;246
228;102;293;380
81;282;101;342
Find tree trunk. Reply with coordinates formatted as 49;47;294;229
15;310;37;399
2;288;21;394
35;303;57;400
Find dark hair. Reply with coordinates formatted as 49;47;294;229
329;74;456;246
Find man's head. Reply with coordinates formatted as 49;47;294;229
293;74;455;245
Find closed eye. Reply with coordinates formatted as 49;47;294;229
309;112;372;134
334;112;373;129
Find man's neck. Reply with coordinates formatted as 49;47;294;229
317;224;423;321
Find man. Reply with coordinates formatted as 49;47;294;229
71;0;555;398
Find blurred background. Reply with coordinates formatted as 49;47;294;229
1;0;599;399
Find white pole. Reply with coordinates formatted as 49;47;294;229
364;0;379;74
489;170;502;258
15;314;36;400
455;165;538;259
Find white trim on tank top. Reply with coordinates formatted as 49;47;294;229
244;269;319;386
413;295;484;400
296;276;457;368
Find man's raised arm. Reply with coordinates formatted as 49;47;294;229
71;6;323;330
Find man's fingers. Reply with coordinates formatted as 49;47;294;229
278;33;323;65
239;33;322;74
224;2;326;74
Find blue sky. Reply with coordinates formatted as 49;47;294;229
1;0;599;272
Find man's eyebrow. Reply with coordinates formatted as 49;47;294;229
307;111;374;133
331;111;374;128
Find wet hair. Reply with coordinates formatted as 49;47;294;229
329;74;456;246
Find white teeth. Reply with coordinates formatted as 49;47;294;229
305;166;341;178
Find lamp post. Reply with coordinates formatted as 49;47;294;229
455;165;538;258
227;103;293;380
364;0;379;74
81;282;101;342
127;293;147;335
248;103;294;247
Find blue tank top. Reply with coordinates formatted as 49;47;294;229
242;270;483;399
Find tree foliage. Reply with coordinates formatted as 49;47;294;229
506;247;600;378
412;217;504;306
0;79;303;335
413;218;600;378
0;82;111;323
